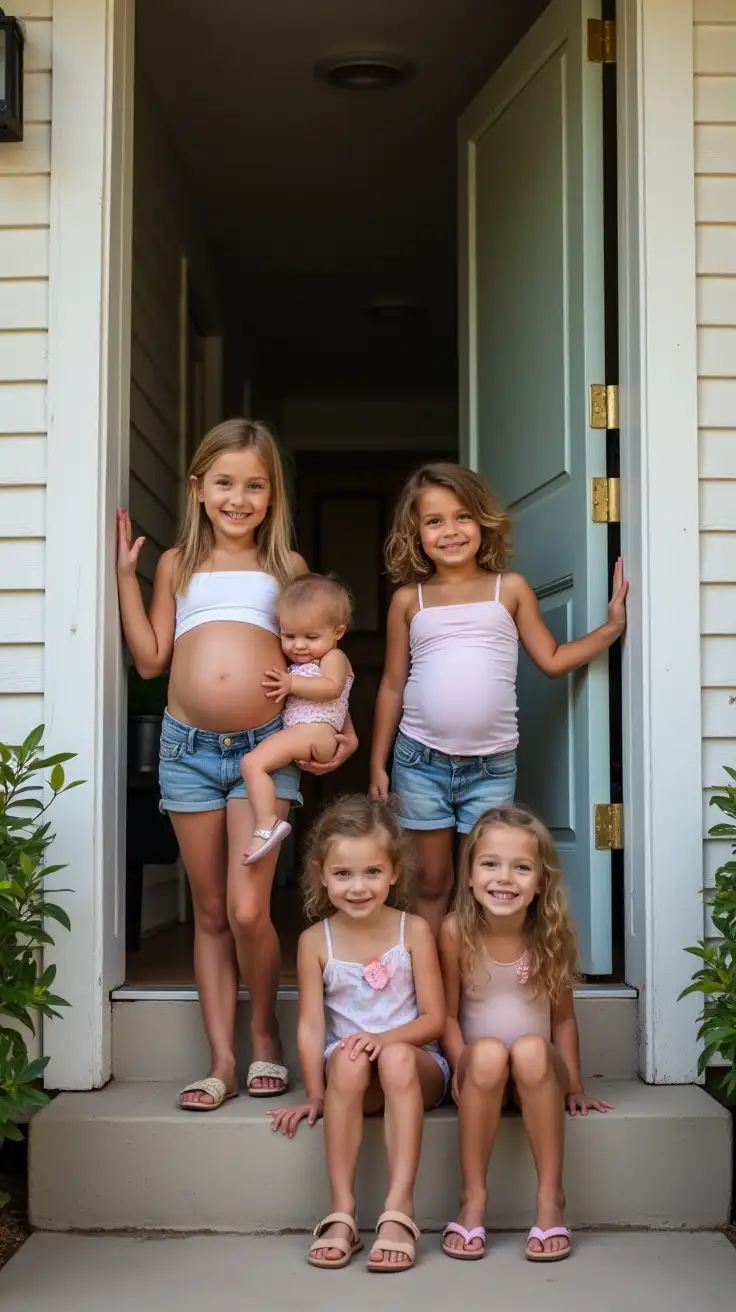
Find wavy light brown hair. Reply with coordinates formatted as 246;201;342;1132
276;573;353;630
302;794;415;921
172;419;293;595
454;805;580;1004
385;462;513;585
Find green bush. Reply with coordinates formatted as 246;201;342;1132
680;766;736;1098
0;725;82;1205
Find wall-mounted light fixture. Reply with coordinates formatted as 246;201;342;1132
0;10;24;143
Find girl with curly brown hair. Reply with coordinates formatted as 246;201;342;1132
268;794;448;1274
438;805;613;1266
370;461;627;932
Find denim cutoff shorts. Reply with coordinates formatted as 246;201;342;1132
391;730;517;835
158;710;302;814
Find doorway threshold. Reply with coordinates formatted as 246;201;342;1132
112;982;638;1002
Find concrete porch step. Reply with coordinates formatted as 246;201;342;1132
29;1078;731;1233
111;991;640;1082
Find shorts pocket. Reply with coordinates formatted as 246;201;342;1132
393;734;423;768
159;737;185;763
481;751;517;779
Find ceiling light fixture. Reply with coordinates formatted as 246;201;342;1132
314;52;414;91
362;297;425;322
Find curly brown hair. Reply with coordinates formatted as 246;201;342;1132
454;805;580;1004
302;794;416;921
385;462;513;585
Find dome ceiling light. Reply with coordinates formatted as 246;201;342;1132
314;53;414;91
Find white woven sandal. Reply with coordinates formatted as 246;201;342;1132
246;1060;289;1097
177;1077;238;1112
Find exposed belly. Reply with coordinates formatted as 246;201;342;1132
168;622;285;732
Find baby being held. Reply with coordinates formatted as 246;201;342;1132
242;573;354;864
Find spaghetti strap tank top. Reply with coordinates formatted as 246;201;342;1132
460;949;551;1048
399;573;519;757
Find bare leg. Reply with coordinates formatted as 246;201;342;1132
241;724;336;857
444;1038;510;1254
368;1045;444;1269
310;1047;374;1262
226;798;290;1092
509;1035;569;1258
409;828;456;934
169;810;237;1107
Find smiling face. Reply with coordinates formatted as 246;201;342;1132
469;823;542;923
321;831;398;920
194;447;271;542
415;485;482;572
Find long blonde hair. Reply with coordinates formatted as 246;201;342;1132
385;462;513;585
172;418;293;594
454;806;579;1004
302;794;415;922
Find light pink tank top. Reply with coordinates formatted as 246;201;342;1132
322;912;420;1055
460;949;551;1047
281;662;353;731
399;574;519;757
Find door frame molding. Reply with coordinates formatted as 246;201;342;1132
43;0;135;1087
41;0;701;1086
617;0;701;1083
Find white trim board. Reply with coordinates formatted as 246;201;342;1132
617;0;702;1083
112;984;639;1003
43;0;135;1089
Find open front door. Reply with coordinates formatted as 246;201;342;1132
458;0;611;972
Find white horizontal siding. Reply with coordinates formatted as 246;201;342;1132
696;2;736;958
0;7;51;746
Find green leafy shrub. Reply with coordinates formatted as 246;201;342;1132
680;766;736;1098
0;725;82;1205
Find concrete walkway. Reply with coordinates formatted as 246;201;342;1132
1;1232;735;1310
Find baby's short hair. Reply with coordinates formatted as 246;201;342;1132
277;572;352;628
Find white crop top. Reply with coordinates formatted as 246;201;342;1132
174;570;280;642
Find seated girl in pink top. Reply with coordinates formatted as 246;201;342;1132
241;574;353;863
370;462;628;932
439;805;613;1265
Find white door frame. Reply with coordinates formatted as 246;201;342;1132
41;0;702;1087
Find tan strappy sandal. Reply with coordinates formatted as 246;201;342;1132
366;1210;420;1273
177;1077;238;1112
308;1212;363;1270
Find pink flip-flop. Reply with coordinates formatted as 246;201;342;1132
442;1222;487;1260
525;1225;572;1262
243;819;292;865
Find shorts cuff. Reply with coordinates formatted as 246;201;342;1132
158;799;225;814
397;816;455;832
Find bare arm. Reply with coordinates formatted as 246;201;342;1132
116;510;176;679
511;558;628;679
296;928;327;1101
438;916;465;1071
269;650;349;704
552;989;614;1115
370;588;412;796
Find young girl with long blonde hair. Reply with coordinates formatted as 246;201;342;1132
370;462;627;933
439;805;613;1264
117;419;356;1110
269;795;449;1273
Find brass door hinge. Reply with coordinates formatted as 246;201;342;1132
595;803;623;851
588;18;616;64
589;383;619;430
591;476;620;523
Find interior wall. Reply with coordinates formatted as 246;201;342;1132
695;2;736;941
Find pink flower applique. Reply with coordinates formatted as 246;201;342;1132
363;958;396;991
516;957;531;985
